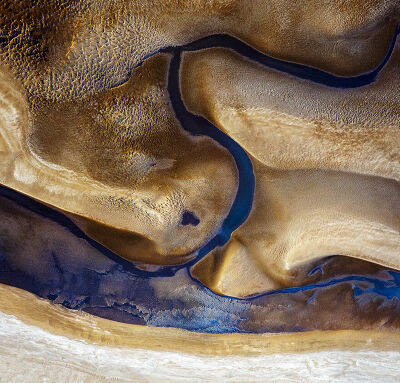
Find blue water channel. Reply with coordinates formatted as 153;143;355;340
0;26;399;331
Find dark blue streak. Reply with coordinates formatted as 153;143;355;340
0;186;174;277
166;48;254;262
0;26;399;280
189;269;400;302
171;27;399;89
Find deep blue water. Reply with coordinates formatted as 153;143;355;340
181;211;200;226
166;49;255;262
0;27;399;332
165;27;400;88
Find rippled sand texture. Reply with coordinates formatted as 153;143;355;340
186;41;400;297
2;192;400;333
0;0;399;265
1;2;400;379
0;25;239;265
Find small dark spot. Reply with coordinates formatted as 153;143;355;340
181;210;200;226
47;293;58;301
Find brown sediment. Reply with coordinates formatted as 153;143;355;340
181;45;400;297
0;50;238;263
67;212;193;265
1;283;400;355
0;0;400;356
0;0;399;265
180;45;400;181
1;193;400;337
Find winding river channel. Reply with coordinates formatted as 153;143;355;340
0;27;399;331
